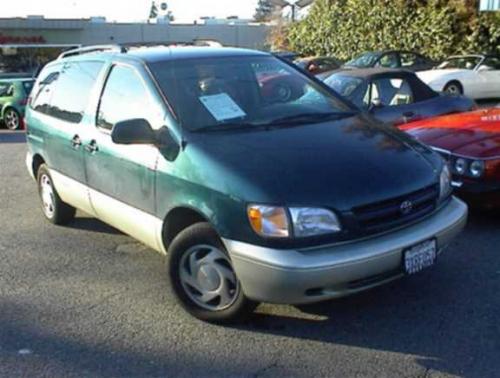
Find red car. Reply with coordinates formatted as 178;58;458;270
401;107;500;208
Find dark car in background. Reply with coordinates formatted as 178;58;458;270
294;56;342;75
271;51;299;62
0;78;35;130
344;51;435;72
321;68;476;125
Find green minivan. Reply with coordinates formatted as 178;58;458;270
26;46;468;322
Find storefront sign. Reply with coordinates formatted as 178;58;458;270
0;33;46;44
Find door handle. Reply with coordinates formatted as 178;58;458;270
85;139;98;153
71;134;82;148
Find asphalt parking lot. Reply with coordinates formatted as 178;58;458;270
0;130;499;378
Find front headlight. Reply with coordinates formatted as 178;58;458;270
440;164;452;200
247;205;289;238
290;207;341;237
247;205;342;238
454;158;467;175
470;160;485;178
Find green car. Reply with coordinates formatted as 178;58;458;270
25;46;467;323
0;78;34;130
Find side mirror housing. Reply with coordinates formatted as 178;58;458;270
111;119;157;145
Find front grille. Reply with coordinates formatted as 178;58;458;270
352;185;439;235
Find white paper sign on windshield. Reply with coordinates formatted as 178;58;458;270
199;93;246;122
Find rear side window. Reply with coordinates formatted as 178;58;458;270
50;61;103;123
0;82;12;97
370;77;414;106
31;64;61;115
400;53;417;67
377;53;399;68
97;65;152;131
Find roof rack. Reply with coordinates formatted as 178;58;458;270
58;45;127;59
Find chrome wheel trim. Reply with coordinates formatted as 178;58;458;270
4;110;19;130
179;244;240;311
40;174;55;219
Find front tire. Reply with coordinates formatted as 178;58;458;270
37;164;76;225
443;81;463;95
166;222;257;323
3;108;22;130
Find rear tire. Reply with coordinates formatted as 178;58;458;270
37;164;76;225
3;108;22;130
166;222;257;323
443;81;463;95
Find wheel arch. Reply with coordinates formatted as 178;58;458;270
1;103;15;118
161;206;214;251
443;80;463;93
31;153;46;179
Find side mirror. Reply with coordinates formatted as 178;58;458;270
111;119;157;145
369;98;383;111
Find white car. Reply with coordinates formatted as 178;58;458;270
417;54;500;99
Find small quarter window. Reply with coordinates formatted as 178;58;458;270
31;65;61;115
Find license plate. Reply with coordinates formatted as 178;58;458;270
404;239;437;274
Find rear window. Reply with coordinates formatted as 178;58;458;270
31;61;104;123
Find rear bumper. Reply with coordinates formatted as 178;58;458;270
223;196;467;304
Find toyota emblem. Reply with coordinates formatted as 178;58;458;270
400;200;413;215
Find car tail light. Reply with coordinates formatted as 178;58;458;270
485;159;500;180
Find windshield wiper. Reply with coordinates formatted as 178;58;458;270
192;122;260;133
258;111;356;128
192;111;356;133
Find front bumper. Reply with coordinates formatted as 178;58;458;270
223;196;467;304
453;178;500;208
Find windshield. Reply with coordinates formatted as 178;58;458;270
149;55;354;132
345;52;380;68
324;74;364;98
323;74;367;108
437;56;481;70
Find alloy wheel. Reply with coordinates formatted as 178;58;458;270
4;109;20;130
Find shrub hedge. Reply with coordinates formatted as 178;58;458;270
279;0;499;60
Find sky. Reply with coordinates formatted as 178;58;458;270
1;0;260;23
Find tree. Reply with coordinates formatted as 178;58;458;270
148;1;158;19
254;0;275;22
